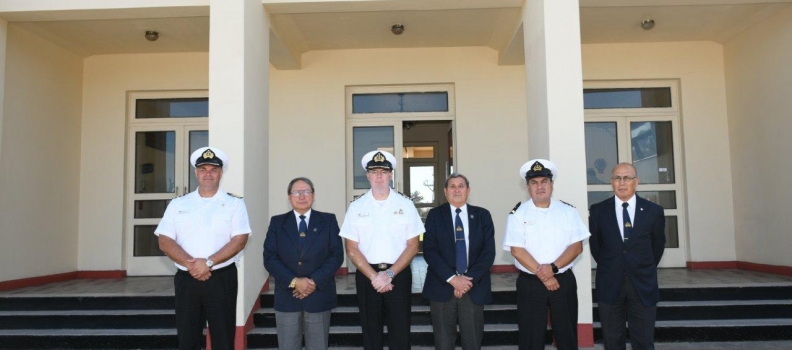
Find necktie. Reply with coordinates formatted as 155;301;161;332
622;203;632;241
299;215;307;248
455;208;467;274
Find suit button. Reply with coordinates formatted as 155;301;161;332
298;262;302;266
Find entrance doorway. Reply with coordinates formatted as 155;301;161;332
125;92;208;276
344;84;455;272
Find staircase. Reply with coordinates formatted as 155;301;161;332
247;275;792;348
2;272;792;348
0;294;183;349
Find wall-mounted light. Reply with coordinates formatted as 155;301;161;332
391;24;405;35
145;30;159;41
641;19;656;31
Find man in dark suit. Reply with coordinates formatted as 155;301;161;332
589;163;666;350
263;177;344;350
422;173;495;350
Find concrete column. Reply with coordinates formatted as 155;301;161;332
522;0;593;346
0;19;7;159
208;0;269;344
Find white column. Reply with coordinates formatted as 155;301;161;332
0;19;7;158
209;0;270;328
522;0;593;345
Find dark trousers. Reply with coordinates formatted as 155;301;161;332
516;270;578;350
174;264;238;350
429;293;484;350
598;275;657;350
355;266;412;350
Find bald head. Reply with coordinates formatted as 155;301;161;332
612;163;637;177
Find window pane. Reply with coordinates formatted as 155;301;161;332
665;216;679;248
403;146;434;159
408;166;435;204
136;98;208;119
631;121;675;184
134;225;165;256
135;131;176;194
353;127;394;189
352;92;448;114
188;130;209;191
134;200;171;219
636;191;677;209
587;191;614;207
584;88;671;109
585;122;618;185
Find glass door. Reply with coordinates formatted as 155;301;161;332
125;125;207;276
584;117;686;268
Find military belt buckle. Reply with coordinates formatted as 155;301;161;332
377;263;388;270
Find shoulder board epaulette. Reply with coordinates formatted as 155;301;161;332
227;192;243;199
509;201;521;214
396;191;411;199
560;200;575;208
351;195;362;203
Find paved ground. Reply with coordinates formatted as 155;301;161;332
342;342;792;350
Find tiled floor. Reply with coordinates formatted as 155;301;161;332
3;267;791;297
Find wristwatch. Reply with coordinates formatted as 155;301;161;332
385;269;395;279
550;262;559;274
206;259;214;269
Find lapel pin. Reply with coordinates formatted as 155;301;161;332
313;228;318;232
640;208;644;211
470;215;475;219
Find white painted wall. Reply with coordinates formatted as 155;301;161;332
269;46;529;267
79;52;208;270
0;24;83;281
582;41;737;263
724;5;792;267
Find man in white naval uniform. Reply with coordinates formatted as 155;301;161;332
502;159;589;350
155;147;251;350
339;150;423;350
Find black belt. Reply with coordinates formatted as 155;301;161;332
178;263;236;275
519;268;571;278
370;263;393;271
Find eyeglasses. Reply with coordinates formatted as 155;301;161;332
367;170;392;177
290;190;314;197
611;176;637;183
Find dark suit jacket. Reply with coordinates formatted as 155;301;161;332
422;203;495;305
263;210;343;313
589;196;665;306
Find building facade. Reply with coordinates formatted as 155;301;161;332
1;0;791;346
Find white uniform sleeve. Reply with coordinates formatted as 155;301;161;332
154;199;178;239
569;209;590;244
502;211;524;251
231;199;252;236
406;204;424;239
338;202;359;242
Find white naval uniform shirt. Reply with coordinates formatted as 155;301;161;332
502;199;590;274
155;189;251;271
339;189;424;264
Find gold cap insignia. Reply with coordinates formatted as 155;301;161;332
202;149;215;159
373;152;385;163
533;163;543;171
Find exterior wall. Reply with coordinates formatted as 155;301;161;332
0;24;83;281
724;5;792;267
79;52;208;270
269;46;529;267
582;41;737;263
